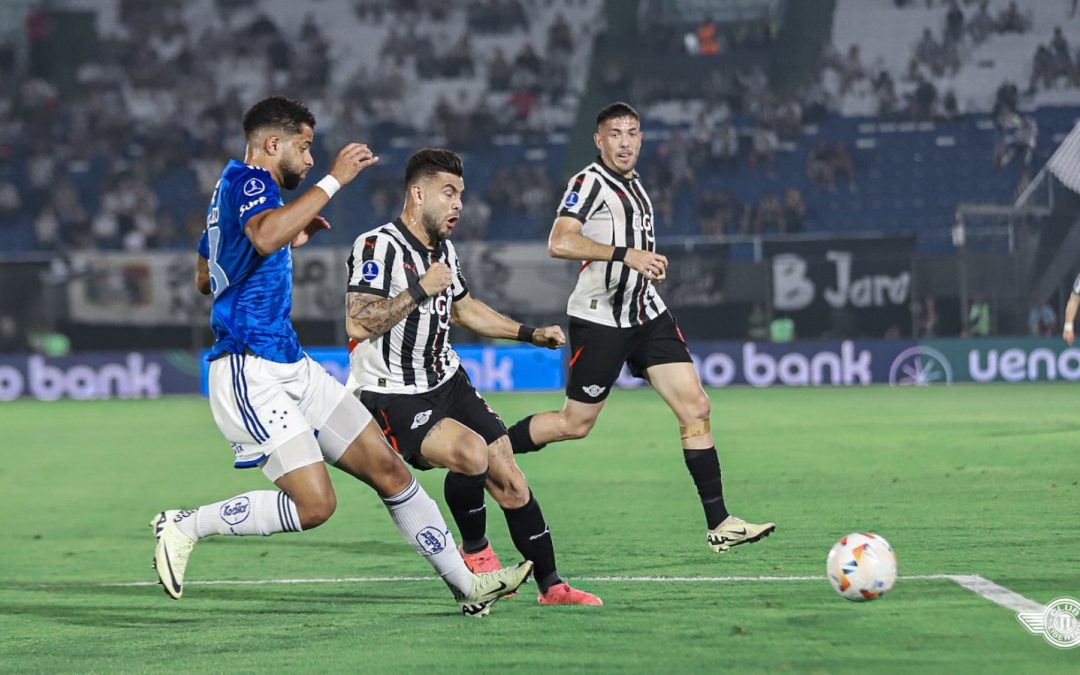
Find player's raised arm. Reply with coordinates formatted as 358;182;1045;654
548;215;668;281
245;143;379;255
451;293;565;348
345;262;452;342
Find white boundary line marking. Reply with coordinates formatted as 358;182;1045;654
19;570;1045;613
82;573;955;589
947;574;1044;613
24;573;1046;613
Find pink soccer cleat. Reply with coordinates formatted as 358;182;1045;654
538;582;603;606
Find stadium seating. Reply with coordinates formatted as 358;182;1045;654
2;0;1080;251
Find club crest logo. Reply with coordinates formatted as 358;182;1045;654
361;260;381;283
582;384;606;398
243;177;266;197
1018;597;1080;649
411;409;433;429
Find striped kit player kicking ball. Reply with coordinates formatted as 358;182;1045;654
344;148;600;606
506;102;776;554
149;97;530;617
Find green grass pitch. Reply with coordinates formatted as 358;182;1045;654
2;384;1078;673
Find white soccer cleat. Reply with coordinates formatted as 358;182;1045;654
455;560;534;617
149;510;197;599
707;515;776;553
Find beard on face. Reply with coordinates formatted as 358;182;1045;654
421;209;448;242
280;156;306;190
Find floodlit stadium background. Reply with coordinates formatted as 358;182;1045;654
5;0;1080;391
2;1;1079;672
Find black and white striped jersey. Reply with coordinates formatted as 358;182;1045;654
345;218;467;394
557;158;667;327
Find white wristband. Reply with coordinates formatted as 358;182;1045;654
315;175;341;199
1066;322;1074;331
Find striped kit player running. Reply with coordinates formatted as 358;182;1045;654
506;102;776;555
345;148;600;606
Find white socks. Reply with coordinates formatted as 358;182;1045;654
382;479;474;596
171;481;474;596
174;490;301;539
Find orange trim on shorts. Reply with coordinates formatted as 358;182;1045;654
569;345;585;367
379;410;401;454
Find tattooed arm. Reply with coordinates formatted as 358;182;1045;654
345;261;452;342
345;291;419;342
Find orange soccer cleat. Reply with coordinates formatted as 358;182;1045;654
537;582;603;606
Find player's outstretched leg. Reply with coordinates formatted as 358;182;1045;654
645;362;776;554
330;418;531;616
149;435;331;599
150;487;314;598
486;436;601;606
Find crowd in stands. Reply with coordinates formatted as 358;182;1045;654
4;0;1080;252
0;0;599;253
823;1;1043;123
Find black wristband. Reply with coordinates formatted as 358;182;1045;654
516;324;537;343
407;279;428;305
611;246;628;263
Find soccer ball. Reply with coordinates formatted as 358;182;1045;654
826;532;897;602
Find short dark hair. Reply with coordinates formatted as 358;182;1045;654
242;96;316;138
596;101;640;128
404;148;464;187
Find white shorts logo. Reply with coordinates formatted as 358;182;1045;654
411;409;433;429
582;385;606;398
1018;596;1080;649
243;177;266;196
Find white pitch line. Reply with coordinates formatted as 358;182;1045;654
41;573;1046;614
947;574;1044;613
81;573;955;589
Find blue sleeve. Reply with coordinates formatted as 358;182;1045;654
198;229;209;258
230;169;283;227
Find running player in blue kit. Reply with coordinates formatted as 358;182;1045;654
149;96;530;617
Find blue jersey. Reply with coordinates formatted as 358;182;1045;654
198;160;303;363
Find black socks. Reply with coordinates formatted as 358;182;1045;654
443;471;489;553
683;447;729;529
503;491;560;592
508;415;546;455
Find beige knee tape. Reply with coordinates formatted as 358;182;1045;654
680;420;710;439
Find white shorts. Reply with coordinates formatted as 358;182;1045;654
208;352;373;469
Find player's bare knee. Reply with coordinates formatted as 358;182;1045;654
499;476;530;509
562;414;597;440
676;393;710;427
297;492;336;529
488;467;529;508
452;436;489;475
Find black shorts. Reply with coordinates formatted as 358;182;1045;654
566;311;693;403
359;368;506;471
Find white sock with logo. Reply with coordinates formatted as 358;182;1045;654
173;490;302;540
382;479;474;596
